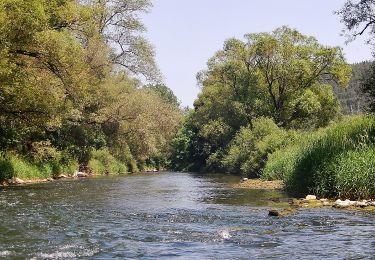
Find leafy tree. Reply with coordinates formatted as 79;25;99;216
337;1;375;112
178;27;351;171
363;63;375;111
336;0;375;43
332;62;372;114
143;84;180;108
88;0;160;81
0;0;182;176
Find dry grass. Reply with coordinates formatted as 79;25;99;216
232;179;284;190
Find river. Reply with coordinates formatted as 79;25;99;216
0;172;374;259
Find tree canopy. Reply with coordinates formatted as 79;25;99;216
172;27;352;173
336;0;375;43
0;0;182;175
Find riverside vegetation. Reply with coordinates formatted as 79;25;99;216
2;0;375;202
170;0;375;200
0;0;182;182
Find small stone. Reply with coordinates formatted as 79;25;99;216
323;201;330;206
54;174;67;179
334;199;351;208
355;201;368;208
268;208;296;217
11;177;25;184
76;172;88;178
305;195;317;201
268;209;281;216
320;198;328;202
241;178;249;182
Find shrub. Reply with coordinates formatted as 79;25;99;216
88;149;127;175
222;117;294;177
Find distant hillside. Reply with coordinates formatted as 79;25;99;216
332;61;372;115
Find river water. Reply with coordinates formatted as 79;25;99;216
0;172;375;259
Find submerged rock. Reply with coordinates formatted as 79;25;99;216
268;208;296;217
218;229;232;239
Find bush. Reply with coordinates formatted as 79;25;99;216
88;149;127;175
222;117;294;177
262;115;375;198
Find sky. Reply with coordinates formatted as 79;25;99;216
143;0;373;107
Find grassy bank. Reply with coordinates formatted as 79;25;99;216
0;153;78;181
0;149;131;182
262;115;375;199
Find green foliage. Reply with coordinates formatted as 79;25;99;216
336;0;375;44
173;26;351;172
263;115;375;198
143;84;180;108
222;117;294;177
363;62;375;112
262;145;300;181
0;152;78;181
88;149;127;175
170;114;207;171
0;0;182;179
331;148;375;199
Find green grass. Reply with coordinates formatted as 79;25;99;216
88;149;128;175
0;153;79;181
262;115;375;199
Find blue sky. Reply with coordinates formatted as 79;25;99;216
143;0;373;107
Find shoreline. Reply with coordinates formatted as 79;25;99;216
0;174;103;187
232;179;375;213
231;179;284;190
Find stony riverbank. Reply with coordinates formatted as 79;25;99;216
268;195;375;217
0;172;91;187
291;195;375;211
232;179;375;214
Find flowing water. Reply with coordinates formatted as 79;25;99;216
0;172;375;259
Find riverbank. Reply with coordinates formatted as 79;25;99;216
0;174;88;187
231;178;375;213
0;177;53;186
232;179;283;190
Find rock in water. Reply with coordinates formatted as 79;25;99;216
218;230;232;239
268;209;281;216
268;208;296;217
